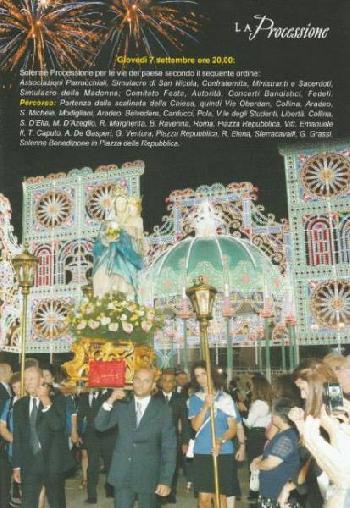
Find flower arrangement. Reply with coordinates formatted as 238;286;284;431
68;292;163;344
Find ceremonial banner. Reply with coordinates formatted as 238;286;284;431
88;359;126;387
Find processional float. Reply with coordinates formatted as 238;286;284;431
63;182;161;387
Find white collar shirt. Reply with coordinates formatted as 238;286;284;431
134;395;151;419
88;391;99;406
162;391;173;403
29;396;40;415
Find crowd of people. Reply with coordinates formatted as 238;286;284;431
0;352;349;508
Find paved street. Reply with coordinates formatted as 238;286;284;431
65;466;250;507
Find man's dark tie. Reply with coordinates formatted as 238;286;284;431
29;398;41;455
92;392;99;408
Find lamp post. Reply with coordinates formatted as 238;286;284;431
186;276;220;508
12;244;39;396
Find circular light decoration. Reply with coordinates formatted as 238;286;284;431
86;183;115;221
35;191;72;228
33;299;70;339
301;152;350;198
311;280;350;327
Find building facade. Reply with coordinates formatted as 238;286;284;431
281;142;350;346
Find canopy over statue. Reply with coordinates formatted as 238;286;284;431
93;181;144;299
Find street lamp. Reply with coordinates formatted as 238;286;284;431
12;244;38;395
186;276;220;508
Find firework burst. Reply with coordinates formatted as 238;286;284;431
0;0;104;72
105;0;200;63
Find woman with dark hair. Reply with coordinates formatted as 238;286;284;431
251;398;300;508
292;358;321;384
228;378;240;404
290;361;350;508
188;361;241;508
266;374;303;442
243;374;272;502
272;375;302;405
294;363;337;418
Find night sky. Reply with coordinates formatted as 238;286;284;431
1;0;349;238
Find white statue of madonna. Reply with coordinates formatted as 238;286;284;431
194;200;221;237
92;184;144;299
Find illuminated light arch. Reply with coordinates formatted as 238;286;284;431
339;215;350;263
34;244;53;287
305;216;334;266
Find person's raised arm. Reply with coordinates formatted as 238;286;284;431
38;387;65;432
302;415;350;489
190;394;212;432
94;388;125;431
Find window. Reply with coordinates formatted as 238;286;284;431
35;246;52;286
339;216;350;263
305;218;334;265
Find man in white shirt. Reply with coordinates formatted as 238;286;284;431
95;368;177;508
